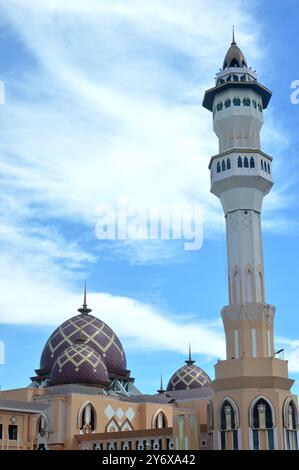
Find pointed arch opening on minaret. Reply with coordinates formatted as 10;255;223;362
218;397;240;450
256;269;265;303
249;396;276;450
283;398;299;450
232;266;242;304
244;264;256;303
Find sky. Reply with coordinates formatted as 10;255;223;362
0;0;299;395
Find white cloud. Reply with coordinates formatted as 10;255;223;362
0;0;296;339
0;257;225;359
276;337;299;373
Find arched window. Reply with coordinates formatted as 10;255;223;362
283;399;298;450
246;270;254;302
79;403;96;433
237;156;243;168
253;99;257;109
222;160;226;171
244;157;249;168
243;97;251;106
207;402;214;450
37;415;48;437
257;271;264;303
250;397;275;450
227;158;231;170
217;102;223;111
233;74;239;81
225;99;231;108
233;97;241;106
217;162;221;173
261;160;264;171
267;163;271;174
219;399;239;450
250;157;255;168
233;270;241;304
153;411;167;429
258;103;263;112
240;75;246;82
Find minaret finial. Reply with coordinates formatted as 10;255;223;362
83;281;87;308
185;343;195;365
157;373;166;395
232;25;236;45
78;282;92;315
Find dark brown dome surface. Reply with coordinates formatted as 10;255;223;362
40;312;127;375
167;363;211;391
50;343;109;386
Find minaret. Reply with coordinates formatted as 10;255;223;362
202;32;298;450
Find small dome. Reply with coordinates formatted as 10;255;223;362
50;344;109;386
166;349;211;391
40;305;127;375
223;32;248;70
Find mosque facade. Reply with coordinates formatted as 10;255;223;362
0;35;298;451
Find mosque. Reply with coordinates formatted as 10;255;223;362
0;33;298;451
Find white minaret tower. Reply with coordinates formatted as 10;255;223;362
203;31;298;451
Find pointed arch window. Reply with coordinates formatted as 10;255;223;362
225;99;231;108
283;399;298;450
222;160;226;171
217;102;223;111
250;157;255;168
243;97;251;106
250;397;275;450
267;163;271;174
79;403;96;433
246;270;253;302
261;160;264;171
238;156;243;168
153;411;167;429
233;270;241;304
244;156;249;168
227;158;231;170
219;399;239;450
217;161;221;173
233;97;241;106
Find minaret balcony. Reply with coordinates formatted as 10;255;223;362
209;149;273;202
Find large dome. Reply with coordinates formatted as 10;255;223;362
50;343;109;386
166;350;211;392
40;295;127;375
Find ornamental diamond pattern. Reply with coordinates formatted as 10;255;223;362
104;405;115;420
50;344;109;386
167;364;211;391
40;313;126;374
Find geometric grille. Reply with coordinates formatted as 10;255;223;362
167;364;211;391
50;344;109;386
55;344;104;373
40;313;126;374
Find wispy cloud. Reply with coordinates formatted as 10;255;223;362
0;0;296;334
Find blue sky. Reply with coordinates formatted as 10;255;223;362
0;0;299;395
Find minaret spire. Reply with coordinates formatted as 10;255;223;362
157;373;166;395
231;25;236;45
185;343;195;365
78;282;92;315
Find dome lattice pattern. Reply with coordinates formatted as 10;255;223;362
167;364;211;391
40;313;126;374
50;344;109;386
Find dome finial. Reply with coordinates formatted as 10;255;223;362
185;343;195;365
157;373;166;395
232;25;236;45
78;282;92;315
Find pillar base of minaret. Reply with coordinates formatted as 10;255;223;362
221;303;275;359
